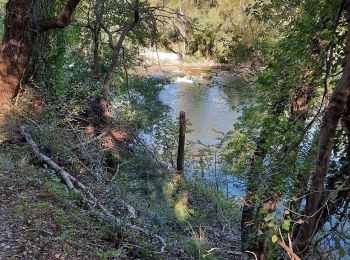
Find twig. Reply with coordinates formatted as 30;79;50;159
279;228;293;259
72;132;107;150
245;250;257;260
277;240;301;260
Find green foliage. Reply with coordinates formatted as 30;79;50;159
0;0;5;38
223;0;347;195
117;76;170;129
219;0;350;257
153;0;263;61
2;0;349;257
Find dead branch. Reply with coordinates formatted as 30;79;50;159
245;251;257;260
72;132;107;150
21;126;76;190
21;126;166;252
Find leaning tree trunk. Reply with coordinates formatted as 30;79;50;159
0;0;81;106
88;0;140;125
99;3;140;103
314;98;350;235
295;0;350;254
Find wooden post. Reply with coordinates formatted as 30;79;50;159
177;111;186;174
214;152;218;194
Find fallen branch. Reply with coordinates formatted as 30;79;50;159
245;251;257;260
21;126;76;190
21;126;166;252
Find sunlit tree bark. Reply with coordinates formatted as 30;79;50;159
0;0;81;105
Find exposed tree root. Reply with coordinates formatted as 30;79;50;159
20;126;166;252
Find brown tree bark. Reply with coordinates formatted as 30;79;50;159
280;0;343;195
311;97;350;249
88;0;140;124
295;0;350;253
94;0;140;106
0;0;81;106
91;23;101;77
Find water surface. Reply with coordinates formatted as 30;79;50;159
136;64;245;197
156;66;242;145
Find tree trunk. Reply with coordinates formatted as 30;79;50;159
309;97;350;250
295;0;350;253
100;7;140;102
92;23;101;77
0;0;81;106
0;0;36;104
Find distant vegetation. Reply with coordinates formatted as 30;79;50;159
150;0;263;62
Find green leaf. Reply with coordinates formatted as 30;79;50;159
339;248;345;257
282;219;291;231
264;215;273;222
283;219;291;225
259;207;267;214
282;223;290;231
271;235;278;244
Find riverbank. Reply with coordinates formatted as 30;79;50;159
0;74;244;258
137;49;260;82
0;130;242;259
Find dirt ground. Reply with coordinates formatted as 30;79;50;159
0;151;115;260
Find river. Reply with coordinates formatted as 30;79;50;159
159;67;242;145
135;63;246;197
137;64;243;145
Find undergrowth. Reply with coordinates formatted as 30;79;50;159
0;77;242;259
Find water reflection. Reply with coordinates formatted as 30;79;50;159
159;72;242;145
